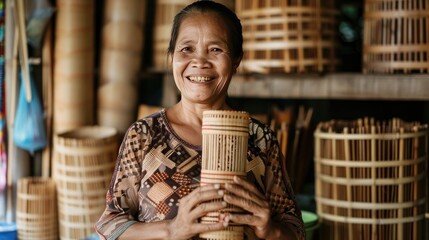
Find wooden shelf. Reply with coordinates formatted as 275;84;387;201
228;73;429;101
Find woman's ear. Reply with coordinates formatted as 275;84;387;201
233;54;243;73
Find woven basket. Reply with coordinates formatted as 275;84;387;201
53;126;118;240
236;0;339;73
54;0;95;133
314;118;427;240
17;177;58;240
363;0;429;73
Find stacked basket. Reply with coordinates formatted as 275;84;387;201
98;0;146;136
54;0;95;133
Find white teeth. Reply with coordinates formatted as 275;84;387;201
188;76;211;82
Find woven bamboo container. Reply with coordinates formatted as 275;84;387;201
314;118;427;240
363;0;429;73
53;126;118;240
98;0;145;137
200;110;249;240
17;177;58;240
235;0;338;74
54;0;94;133
103;0;146;25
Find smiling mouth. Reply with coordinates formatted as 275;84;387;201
187;76;213;83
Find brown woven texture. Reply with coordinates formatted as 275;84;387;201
236;0;338;74
17;177;58;240
53;126;118;240
314;118;427;240
363;0;429;73
200;110;249;240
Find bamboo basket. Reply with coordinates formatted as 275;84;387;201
200;110;249;240
54;0;95;133
103;0;146;25
363;0;429;73
235;0;339;74
17;177;58;240
53;126;118;240
314;118;427;240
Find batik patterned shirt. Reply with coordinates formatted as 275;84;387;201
95;109;304;240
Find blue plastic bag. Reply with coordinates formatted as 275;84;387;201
13;69;47;154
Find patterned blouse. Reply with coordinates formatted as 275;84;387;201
95;109;304;240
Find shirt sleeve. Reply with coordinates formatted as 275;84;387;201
95;123;148;240
264;129;306;239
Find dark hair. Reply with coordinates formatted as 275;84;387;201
167;0;243;64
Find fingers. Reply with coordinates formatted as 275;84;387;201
180;184;224;212
224;177;268;209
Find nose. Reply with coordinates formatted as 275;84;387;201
191;51;210;68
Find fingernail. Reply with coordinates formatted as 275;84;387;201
221;201;227;207
214;184;220;189
218;190;224;196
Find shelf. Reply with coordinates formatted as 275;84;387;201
228;73;429;101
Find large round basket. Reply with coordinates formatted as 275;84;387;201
363;0;429;73
17;177;58;240
235;0;339;73
53;126;118;240
314;118;427;240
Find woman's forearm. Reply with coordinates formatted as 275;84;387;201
117;220;172;240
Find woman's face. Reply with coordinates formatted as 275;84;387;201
171;12;236;106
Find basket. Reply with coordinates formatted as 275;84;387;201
235;0;339;73
363;0;429;73
200;110;249;240
53;126;118;240
314;118;427;240
54;0;95;133
16;177;58;240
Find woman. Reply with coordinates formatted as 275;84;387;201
95;1;304;239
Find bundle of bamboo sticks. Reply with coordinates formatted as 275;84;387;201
270;105;314;194
314;118;427;240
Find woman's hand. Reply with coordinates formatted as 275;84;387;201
223;176;273;239
168;184;228;240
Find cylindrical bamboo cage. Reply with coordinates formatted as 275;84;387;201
17;177;58;240
314;118;427;240
98;0;146;137
53;126;118;240
54;0;95;133
363;0;429;73
235;0;339;74
200;110;249;240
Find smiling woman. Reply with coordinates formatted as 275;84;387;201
95;1;305;240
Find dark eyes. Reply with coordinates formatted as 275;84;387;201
210;48;223;53
179;47;223;53
180;47;192;52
